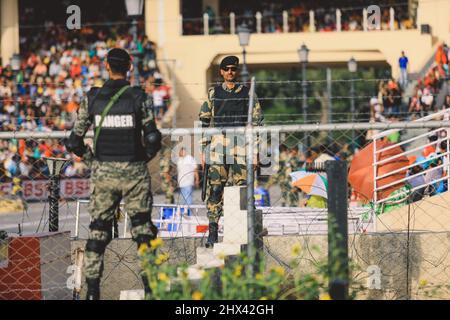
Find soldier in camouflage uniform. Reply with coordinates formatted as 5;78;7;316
199;56;264;248
159;143;175;204
65;48;161;300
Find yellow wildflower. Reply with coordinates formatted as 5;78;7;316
233;265;243;277
155;253;169;265
192;291;203;300
272;266;285;277
419;279;428;287
158;272;169;282
159;253;170;262
150;238;163;249
255;273;264;280
180;270;188;279
150;281;157;290
291;243;301;257
319;293;332;300
138;243;148;256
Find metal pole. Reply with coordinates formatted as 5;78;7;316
246;77;256;274
326;160;349;300
48;175;60;232
241;47;249;84
327;68;332;124
302;62;309;157
75;200;80;238
350;78;355;150
132;19;140;86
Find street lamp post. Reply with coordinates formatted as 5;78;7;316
237;24;251;84
298;44;310;157
44;157;69;232
348;57;357;150
125;0;144;86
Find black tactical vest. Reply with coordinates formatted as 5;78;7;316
87;80;147;162
213;85;249;127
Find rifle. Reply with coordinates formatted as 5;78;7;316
201;144;210;202
201;162;209;202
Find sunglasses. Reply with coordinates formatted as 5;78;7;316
222;67;238;72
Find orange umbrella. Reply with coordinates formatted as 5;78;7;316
348;140;409;202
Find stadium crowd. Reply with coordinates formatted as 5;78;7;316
0;21;173;183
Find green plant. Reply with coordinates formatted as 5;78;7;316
138;239;351;300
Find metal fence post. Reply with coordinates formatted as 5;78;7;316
45;157;68;233
326;160;349;300
246;77;256;275
48;175;60;232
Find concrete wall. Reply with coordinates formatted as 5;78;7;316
71;231;450;300
417;0;450;44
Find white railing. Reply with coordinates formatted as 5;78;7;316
183;6;408;36
73;200;369;239
372;109;450;223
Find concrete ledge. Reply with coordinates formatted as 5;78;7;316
213;243;243;257
196;247;224;268
119;289;144;300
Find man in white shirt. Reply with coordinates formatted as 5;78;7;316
177;147;199;206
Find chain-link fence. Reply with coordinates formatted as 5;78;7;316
1;120;450;299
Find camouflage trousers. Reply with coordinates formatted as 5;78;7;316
206;163;247;223
84;161;158;280
280;181;299;207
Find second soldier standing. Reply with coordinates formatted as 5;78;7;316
199;56;264;248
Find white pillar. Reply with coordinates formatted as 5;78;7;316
363;8;368;31
1;0;20;67
309;10;316;32
282;10;289;33
389;7;395;30
229;12;235;34
256;11;262;33
336;9;341;31
203;13;209;35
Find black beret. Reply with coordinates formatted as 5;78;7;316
107;48;131;66
220;56;239;69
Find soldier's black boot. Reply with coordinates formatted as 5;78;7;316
85;278;100;300
141;273;152;298
205;222;218;248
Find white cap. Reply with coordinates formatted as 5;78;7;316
370;97;378;105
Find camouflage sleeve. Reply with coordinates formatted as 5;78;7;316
199;87;215;152
72;97;92;136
